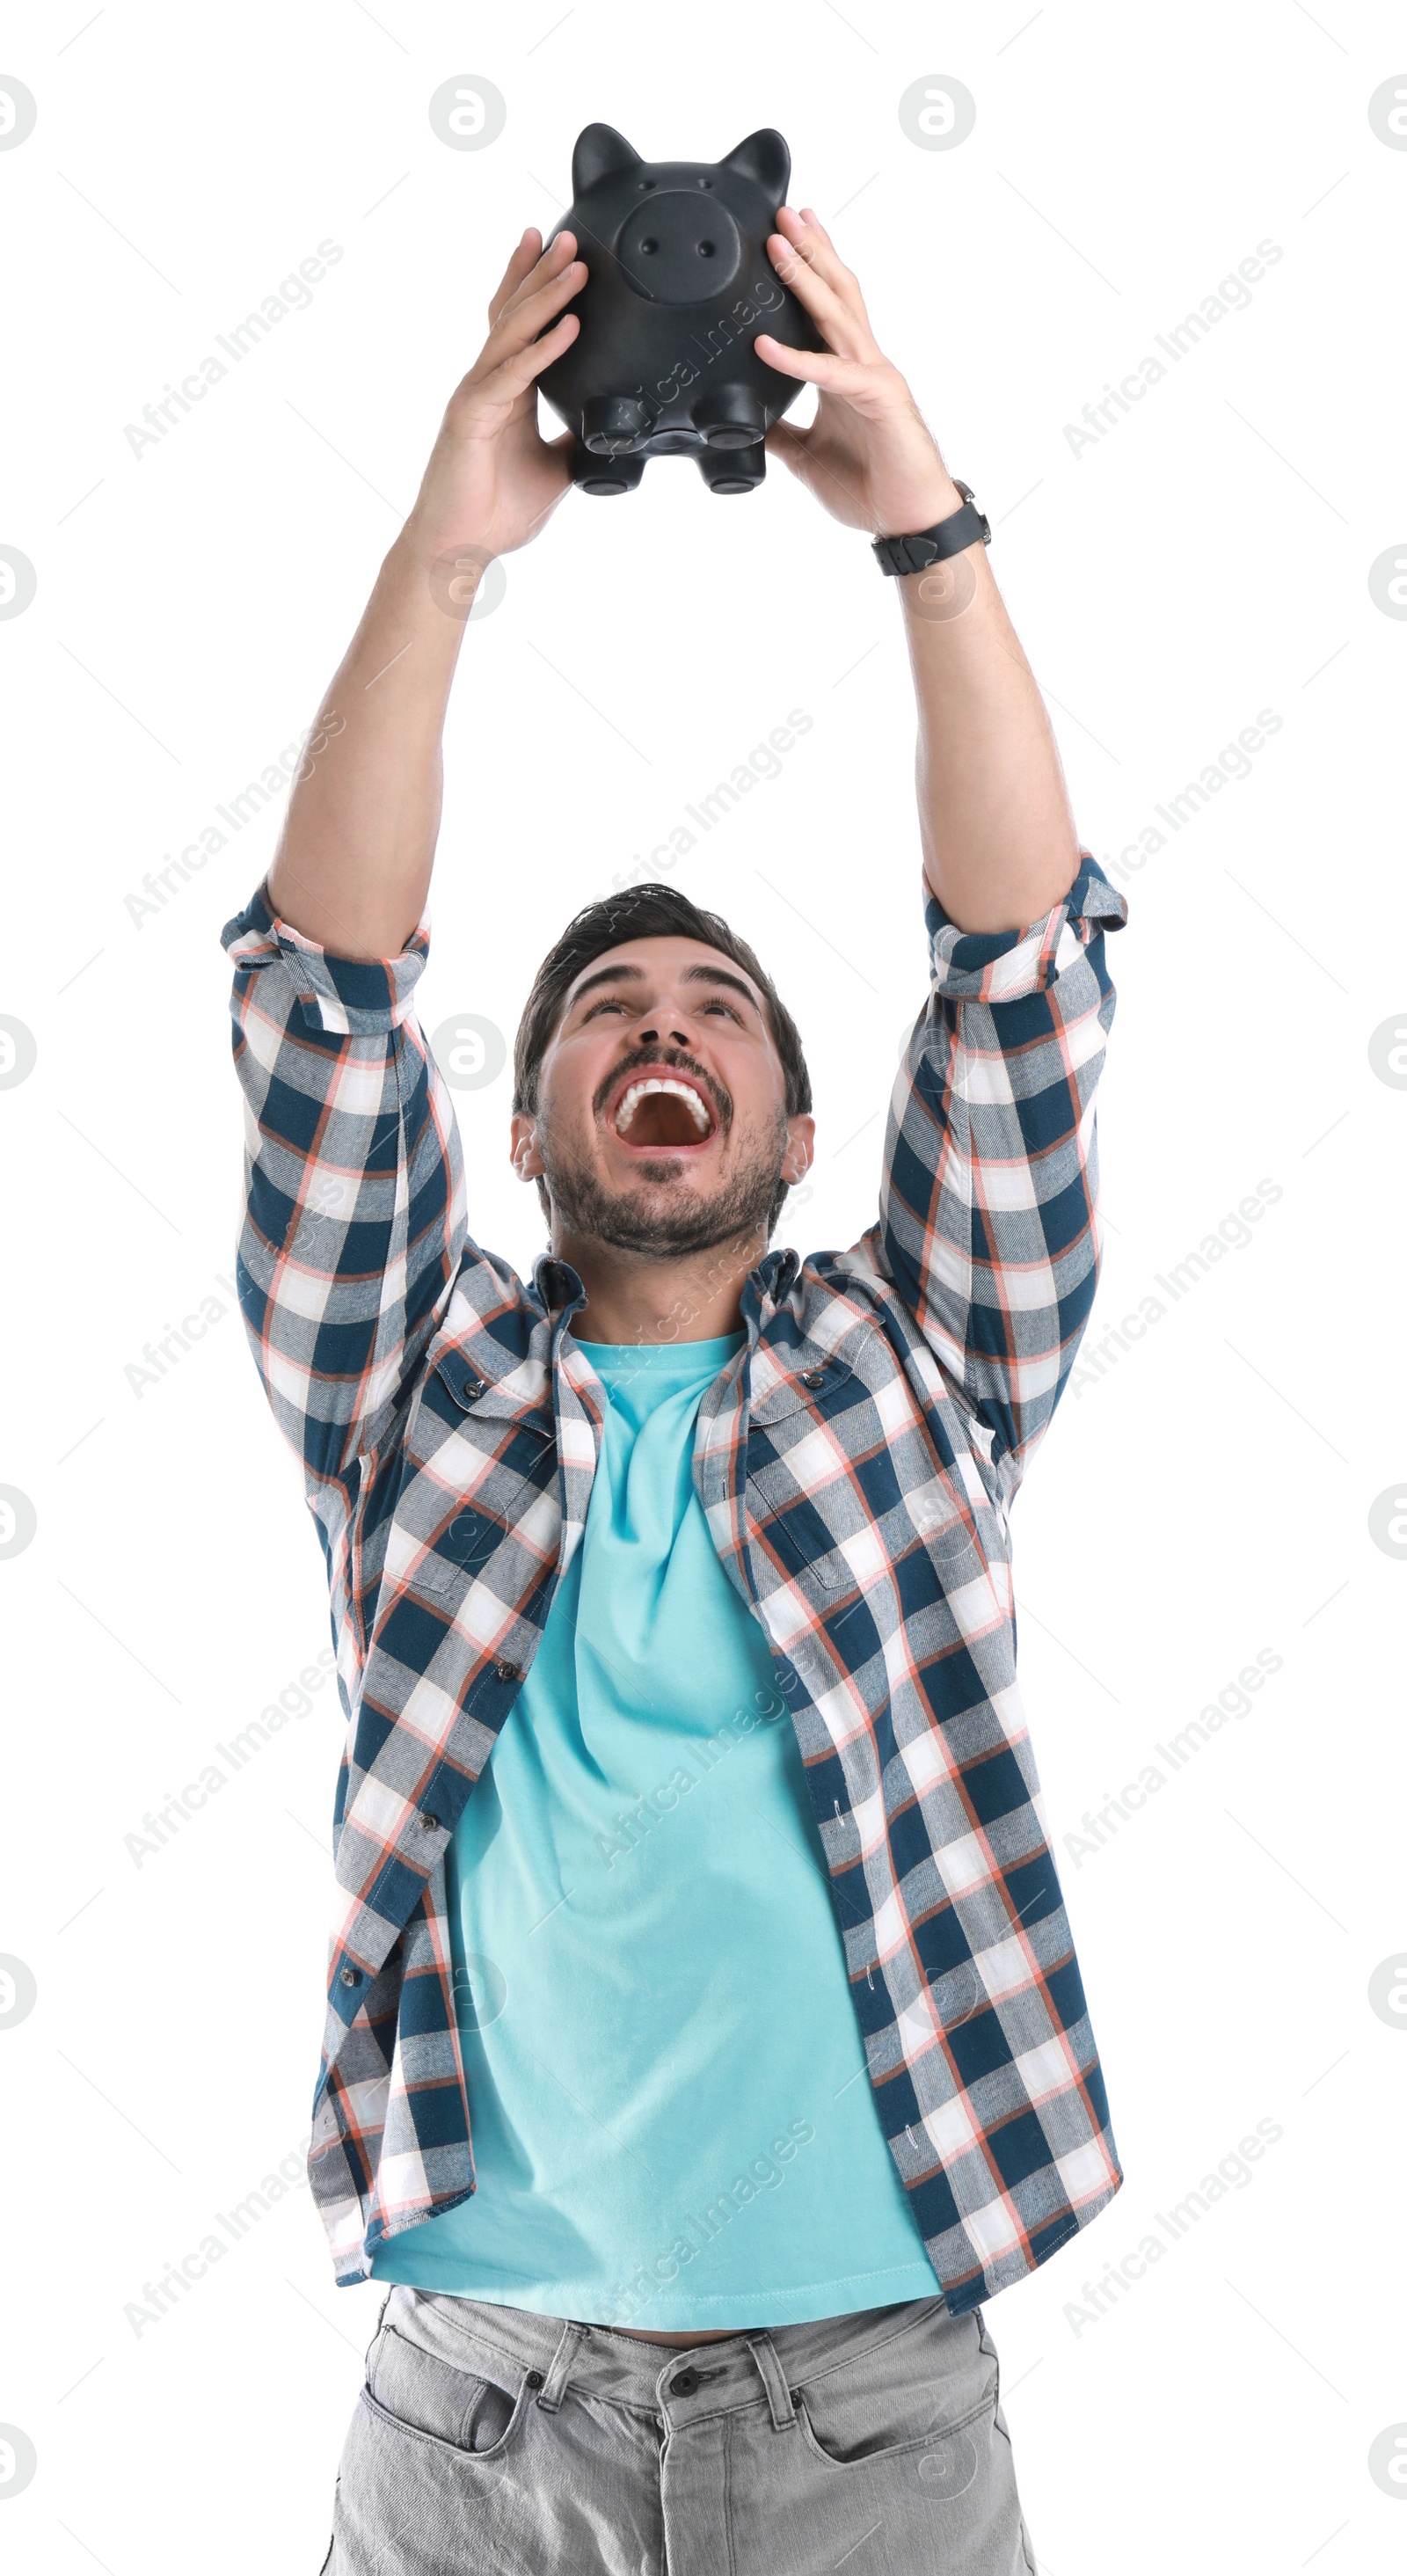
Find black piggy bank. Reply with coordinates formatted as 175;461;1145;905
537;123;827;494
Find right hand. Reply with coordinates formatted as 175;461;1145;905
407;228;585;561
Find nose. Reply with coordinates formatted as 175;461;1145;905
636;1016;691;1048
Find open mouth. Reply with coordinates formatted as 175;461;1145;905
608;1069;718;1152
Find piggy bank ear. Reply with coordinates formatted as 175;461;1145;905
572;123;644;196
720;128;791;205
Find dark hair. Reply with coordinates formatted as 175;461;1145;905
512;882;812;1237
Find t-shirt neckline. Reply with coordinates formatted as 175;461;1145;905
575;1329;745;1371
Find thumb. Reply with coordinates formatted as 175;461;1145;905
763;418;809;476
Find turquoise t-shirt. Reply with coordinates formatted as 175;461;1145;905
370;1330;940;2329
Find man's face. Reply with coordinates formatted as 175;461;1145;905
510;936;813;1262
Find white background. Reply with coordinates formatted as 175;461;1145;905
2;2;1403;2569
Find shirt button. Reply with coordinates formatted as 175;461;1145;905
339;1967;361;1987
464;1379;486;1402
801;1368;826;1389
669;2368;701;2397
525;2369;544;2391
494;1659;520;1682
419;1811;440;1833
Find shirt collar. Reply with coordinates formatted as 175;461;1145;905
534;1245;799;1349
734;1245;800;1348
532;1252;587;1326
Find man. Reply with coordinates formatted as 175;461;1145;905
222;201;1128;2574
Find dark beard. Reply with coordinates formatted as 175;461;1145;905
539;1118;789;1263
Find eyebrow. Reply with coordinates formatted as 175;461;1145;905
566;961;763;1016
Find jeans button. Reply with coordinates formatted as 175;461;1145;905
525;2369;544;2391
669;2368;700;2397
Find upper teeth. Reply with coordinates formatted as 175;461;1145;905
614;1076;711;1136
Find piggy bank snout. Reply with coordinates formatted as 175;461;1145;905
616;193;743;301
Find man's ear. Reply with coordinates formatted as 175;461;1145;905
782;1114;815;1184
510;1112;543;1185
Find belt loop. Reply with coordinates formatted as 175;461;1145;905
535;2318;587;2414
743;2332;797;2432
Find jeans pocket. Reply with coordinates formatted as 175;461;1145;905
362;2323;527;2463
795;2301;997;2475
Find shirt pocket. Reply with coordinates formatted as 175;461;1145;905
746;1354;861;1590
748;1463;845;1588
747;1350;980;1592
403;1354;556;1601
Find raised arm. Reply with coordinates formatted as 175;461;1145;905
761;204;1128;1490
266;224;585;958
221;225;586;1490
760;203;1081;938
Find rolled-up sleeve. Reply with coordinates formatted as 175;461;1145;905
220;880;466;1490
873;851;1128;1500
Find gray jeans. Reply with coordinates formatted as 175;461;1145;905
323;2283;1038;2573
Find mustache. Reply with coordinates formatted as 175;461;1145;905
594;1045;731;1132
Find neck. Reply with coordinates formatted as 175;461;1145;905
555;1226;768;1346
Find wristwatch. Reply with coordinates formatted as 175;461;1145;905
871;481;992;576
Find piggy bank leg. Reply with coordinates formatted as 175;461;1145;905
697;443;765;494
691;389;768;450
580;395;656;455
573;445;646;495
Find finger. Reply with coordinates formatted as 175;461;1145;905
798;206;837;251
762;416;854;521
753;332;865;391
776;203;848;285
521;475;575;547
771;208;877;356
479;306;580;402
762;417;809;474
484;256;585;366
773;207;850;305
486;228;543;326
768;414;855;520
766;227;873;365
497;228;579;330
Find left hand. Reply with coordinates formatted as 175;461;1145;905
756;207;961;538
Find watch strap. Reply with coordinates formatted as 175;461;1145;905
871;481;992;576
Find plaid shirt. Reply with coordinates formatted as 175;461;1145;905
220;849;1129;2317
